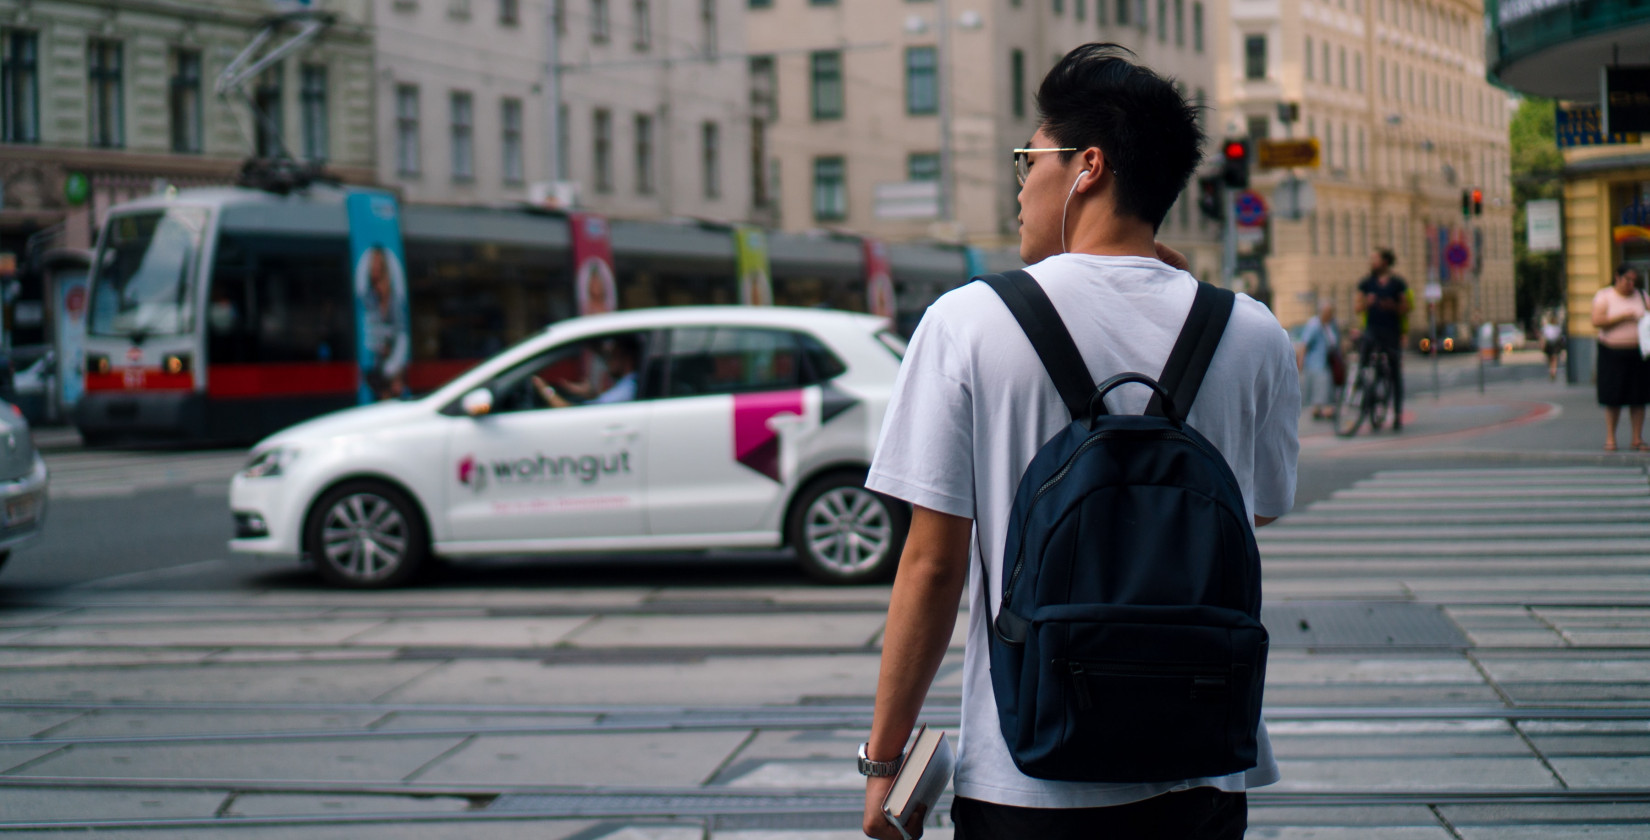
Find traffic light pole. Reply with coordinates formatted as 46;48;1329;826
1221;184;1237;289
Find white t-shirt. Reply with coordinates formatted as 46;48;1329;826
866;253;1299;809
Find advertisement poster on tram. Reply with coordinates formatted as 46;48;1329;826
964;246;988;279
346;191;411;405
863;238;896;320
55;270;89;412
735;226;772;307
571;212;617;316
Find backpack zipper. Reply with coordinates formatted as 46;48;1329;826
1060;658;1233;711
1001;428;1214;606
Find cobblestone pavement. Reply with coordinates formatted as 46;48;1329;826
0;459;1646;838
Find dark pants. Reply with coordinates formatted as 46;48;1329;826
952;788;1247;840
1361;333;1404;424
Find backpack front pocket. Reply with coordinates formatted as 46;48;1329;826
1012;603;1267;784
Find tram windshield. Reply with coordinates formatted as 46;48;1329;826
89;207;208;338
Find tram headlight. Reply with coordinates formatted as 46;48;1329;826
163;354;191;376
242;447;298;479
88;355;110;375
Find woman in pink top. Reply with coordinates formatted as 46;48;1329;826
1591;265;1650;451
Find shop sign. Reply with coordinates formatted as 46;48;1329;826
1603;66;1650;134
1557;105;1640;148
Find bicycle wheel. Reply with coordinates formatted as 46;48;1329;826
1335;363;1370;437
1368;357;1392;431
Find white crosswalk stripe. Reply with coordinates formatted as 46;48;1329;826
41;449;248;499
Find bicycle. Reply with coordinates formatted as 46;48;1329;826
1334;344;1396;437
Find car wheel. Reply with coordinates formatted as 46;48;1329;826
305;481;428;589
788;473;908;584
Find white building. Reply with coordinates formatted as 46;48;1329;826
373;0;754;222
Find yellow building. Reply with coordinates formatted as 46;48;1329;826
1490;0;1650;379
1216;0;1515;332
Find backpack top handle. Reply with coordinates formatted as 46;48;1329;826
1087;372;1178;427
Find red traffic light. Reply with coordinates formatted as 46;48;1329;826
1471;188;1482;204
1224;141;1248;161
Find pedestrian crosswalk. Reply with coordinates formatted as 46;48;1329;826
41;448;249;499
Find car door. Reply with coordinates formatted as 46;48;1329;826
443;332;651;547
645;326;811;539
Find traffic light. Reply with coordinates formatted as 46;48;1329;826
1471;188;1483;216
1461;189;1472;218
1197;175;1223;222
1221;139;1251;189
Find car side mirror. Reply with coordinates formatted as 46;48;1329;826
461;388;494;418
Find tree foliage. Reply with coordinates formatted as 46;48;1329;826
1511;97;1566;326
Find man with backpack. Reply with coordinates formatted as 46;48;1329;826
858;45;1298;839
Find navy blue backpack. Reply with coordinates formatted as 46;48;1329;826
977;270;1268;784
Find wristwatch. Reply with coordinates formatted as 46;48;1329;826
857;742;904;777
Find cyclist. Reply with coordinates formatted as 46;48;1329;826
1355;248;1411;431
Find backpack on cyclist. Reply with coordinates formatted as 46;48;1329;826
978;270;1268;784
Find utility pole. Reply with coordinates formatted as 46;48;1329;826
935;0;953;224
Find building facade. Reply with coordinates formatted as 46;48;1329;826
0;0;375;254
374;0;753;222
1216;0;1515;332
747;0;1223;283
1489;0;1650;380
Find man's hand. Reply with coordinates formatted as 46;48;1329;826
862;776;926;838
1154;241;1190;271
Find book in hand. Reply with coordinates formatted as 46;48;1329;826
881;724;955;840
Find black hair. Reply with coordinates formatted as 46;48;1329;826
1035;44;1205;231
1376;248;1396;268
1617;263;1637;280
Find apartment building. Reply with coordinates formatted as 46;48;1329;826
748;0;1223;282
1215;0;1514;330
374;0;753;221
0;0;375;253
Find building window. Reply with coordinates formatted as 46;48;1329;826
1011;48;1026;118
1355;53;1363;91
300;64;328;163
1379;57;1386;97
1;31;38;144
635;112;654;194
1243;35;1266;81
1327;210;1336;254
1156;0;1166;41
1054;0;1064;15
906;47;937;116
501;0;520;24
908;152;939;181
450;91;474;180
1117;0;1130;24
750;55;777;119
88;40;124;149
811;51;843;120
1305;36;1313;81
592;0;610;42
1174;0;1184;45
594;108;613;191
1076;0;1086;21
254;63;283;158
396;84;420;175
1309;211;1318;255
1357;125;1365;172
502;97;524;183
1338;46;1347;88
557;103;570;179
700;0;716;57
702;121;720;199
813;156;846;221
168;48;202;154
1323;42;1330;83
1194;86;1205;131
1246;114;1269;141
1192;2;1203;51
750;0;772;7
634;0;652;49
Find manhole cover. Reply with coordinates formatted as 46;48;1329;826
1261;602;1468;649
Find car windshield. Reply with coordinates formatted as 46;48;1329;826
89;208;208;338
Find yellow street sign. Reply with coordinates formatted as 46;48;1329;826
1257;138;1320;169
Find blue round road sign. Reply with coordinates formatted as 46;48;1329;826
1446;242;1470;269
1235;191;1268;227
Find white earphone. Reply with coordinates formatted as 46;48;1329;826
1061;169;1093;254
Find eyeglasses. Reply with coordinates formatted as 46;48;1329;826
1013;147;1077;185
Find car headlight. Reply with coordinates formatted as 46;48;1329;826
242;447;299;479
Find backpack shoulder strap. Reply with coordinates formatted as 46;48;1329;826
976;270;1096;421
1146;282;1236;423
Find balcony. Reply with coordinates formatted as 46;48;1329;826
1489;0;1650;99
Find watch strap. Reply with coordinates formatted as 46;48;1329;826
857;742;904;777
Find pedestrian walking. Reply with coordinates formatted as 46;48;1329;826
858;44;1299;840
1541;313;1564;381
1590;265;1650;451
1354;249;1410;431
1297;301;1341;420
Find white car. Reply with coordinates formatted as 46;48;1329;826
229;307;909;588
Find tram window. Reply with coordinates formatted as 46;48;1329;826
208;232;353;365
402;238;568;364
